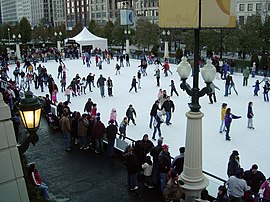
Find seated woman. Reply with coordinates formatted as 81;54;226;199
28;162;49;201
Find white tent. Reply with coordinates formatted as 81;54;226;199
68;27;108;53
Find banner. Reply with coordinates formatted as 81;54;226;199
120;9;134;26
159;0;236;28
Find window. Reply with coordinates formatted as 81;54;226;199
239;4;244;11
239;16;244;24
256;3;262;11
247;4;253;11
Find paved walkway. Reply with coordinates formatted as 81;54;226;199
25;117;163;202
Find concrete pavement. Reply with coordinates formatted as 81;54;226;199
25;117;164;202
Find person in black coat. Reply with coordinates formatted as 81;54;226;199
150;138;163;185
158;144;171;192
106;120;118;157
133;134;154;168
172;147;185;175
129;76;138;92
227;150;240;177
161;96;175;125
149;100;160;129
243;164;266;194
123;145;139;191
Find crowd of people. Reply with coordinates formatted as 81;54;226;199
1;49;270;202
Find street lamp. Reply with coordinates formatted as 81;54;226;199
12;34;22;59
177;57;215;201
162;30;170;59
17;91;42;154
124;29;131;54
54;31;63;50
7;28;10;45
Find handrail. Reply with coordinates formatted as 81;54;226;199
114;132;228;186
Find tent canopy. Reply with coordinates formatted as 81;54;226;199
68;27;108;52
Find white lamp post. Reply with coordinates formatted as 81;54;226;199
54;31;62;51
12;34;22;59
177;57;216;201
124;29;131;54
162;30;170;59
7;28;10;46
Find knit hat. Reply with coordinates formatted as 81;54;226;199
162;144;169;149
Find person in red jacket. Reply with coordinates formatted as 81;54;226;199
28;163;49;201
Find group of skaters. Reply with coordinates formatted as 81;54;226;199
212;58;270;102
219;100;256;141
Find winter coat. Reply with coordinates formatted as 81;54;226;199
97;76;106;87
150;145;163;163
259;179;270;202
227;176;250;197
134;140;154;165
77;117;89;137
243;169;266;194
150;103;159;116
29;169;42;186
247;106;254;119
224;113;241;127
92;120;105;139
142;162;153;177
126;107;136;118
161;100;175;113
110;110;117;121
119;120;128;133
106;79;113;88
243;68;250;78
227;159;240;177
106;124;117;140
59;116;71;134
84;101;93;112
131;78;137;87
158;150;171;173
221;108;227;121
123;151;139;175
154;112;164;128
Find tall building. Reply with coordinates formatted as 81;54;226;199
236;0;270;23
30;0;55;27
1;0;18;24
90;0;110;24
0;1;2;24
66;0;90;29
18;0;32;24
52;0;66;27
133;0;158;24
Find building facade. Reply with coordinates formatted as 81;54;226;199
236;0;270;23
1;0;18;24
66;0;90;29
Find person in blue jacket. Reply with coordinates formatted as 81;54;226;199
224;108;241;141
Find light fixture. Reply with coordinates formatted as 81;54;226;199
18;34;21;39
17;91;42;154
18;91;42;133
177;57;192;80
201;59;216;83
54;32;57;36
12;34;16;39
59;31;62;36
